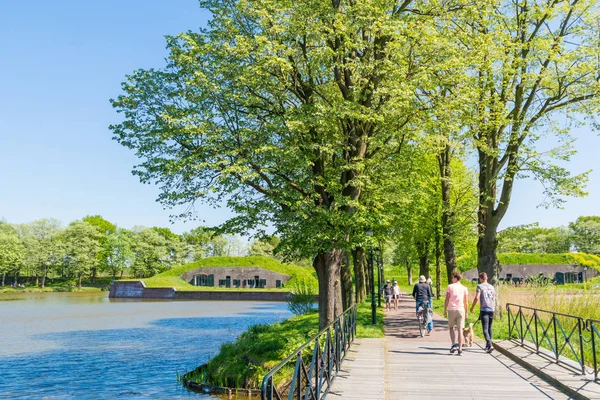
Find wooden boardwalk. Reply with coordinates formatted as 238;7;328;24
328;294;569;400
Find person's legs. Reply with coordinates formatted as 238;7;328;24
427;298;433;331
456;310;465;353
448;310;457;349
488;312;494;345
480;312;491;349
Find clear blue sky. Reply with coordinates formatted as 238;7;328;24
0;1;598;233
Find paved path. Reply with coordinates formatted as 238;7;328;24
329;294;569;400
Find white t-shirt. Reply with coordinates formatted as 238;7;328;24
393;285;400;296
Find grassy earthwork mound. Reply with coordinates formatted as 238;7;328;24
141;256;318;291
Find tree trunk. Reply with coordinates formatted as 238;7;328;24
352;247;367;303
435;229;442;299
477;221;501;286
365;254;372;295
406;260;413;285
1;272;5;287
340;251;353;310
120;269;124;279
78;273;83;289
41;265;48;288
14;272;19;286
438;143;457;284
313;250;344;330
91;267;96;283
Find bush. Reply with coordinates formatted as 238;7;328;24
286;283;316;316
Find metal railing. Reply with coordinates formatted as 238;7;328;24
261;304;357;400
506;303;592;376
588;319;600;381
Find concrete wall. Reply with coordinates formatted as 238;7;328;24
109;280;290;301
180;266;291;288
109;280;146;298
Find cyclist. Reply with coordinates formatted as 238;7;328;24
412;275;434;334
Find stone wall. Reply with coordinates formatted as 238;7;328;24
109;280;146;298
109;280;290;301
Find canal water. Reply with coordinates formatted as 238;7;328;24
0;292;291;399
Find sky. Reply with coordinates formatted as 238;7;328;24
0;0;598;234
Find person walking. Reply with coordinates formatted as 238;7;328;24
382;280;393;311
392;280;400;311
412;275;434;334
444;270;469;356
470;271;496;353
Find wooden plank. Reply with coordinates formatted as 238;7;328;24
328;294;570;399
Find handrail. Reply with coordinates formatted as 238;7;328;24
587;319;600;381
260;304;357;400
506;303;590;376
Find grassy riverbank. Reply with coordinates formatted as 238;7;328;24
184;300;383;390
0;277;111;294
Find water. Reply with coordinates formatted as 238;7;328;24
0;292;291;399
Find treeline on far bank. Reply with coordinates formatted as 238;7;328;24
0;215;282;289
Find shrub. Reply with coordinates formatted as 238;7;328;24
286;283;316;316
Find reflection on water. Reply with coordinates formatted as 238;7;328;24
0;292;291;399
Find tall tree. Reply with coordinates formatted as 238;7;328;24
570;216;600;255
458;0;600;283
110;0;441;327
82;215;117;282
105;229;135;279
61;221;102;288
16;219;63;288
498;223;571;253
0;223;24;287
129;228;170;277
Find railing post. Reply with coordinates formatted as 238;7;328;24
507;304;512;337
553;315;559;362
578;319;585;375
519;308;524;345
534;310;539;352
591;320;598;381
315;336;320;396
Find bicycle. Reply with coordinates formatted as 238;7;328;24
416;302;432;337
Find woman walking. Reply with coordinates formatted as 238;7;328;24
392;280;400;311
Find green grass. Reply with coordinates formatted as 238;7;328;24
137;256;319;292
184;300;383;390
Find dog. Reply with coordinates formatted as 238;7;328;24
463;322;474;347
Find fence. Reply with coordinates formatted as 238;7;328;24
506;303;599;380
588;319;600;381
260;305;357;400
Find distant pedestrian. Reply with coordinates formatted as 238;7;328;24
382;280;393;311
444;270;469;356
470;272;496;353
412;275;434;334
392;280;400;311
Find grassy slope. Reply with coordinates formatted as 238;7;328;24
140;256;318;291
184;301;384;389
